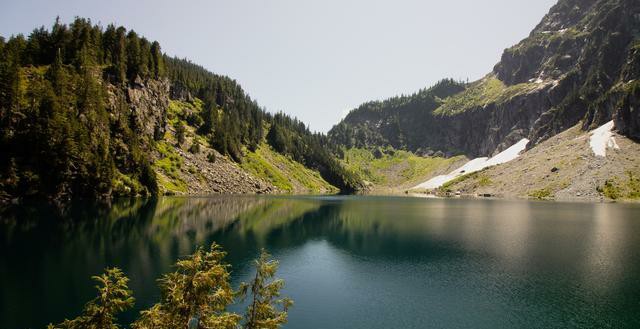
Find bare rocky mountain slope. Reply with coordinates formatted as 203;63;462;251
113;77;335;195
434;124;640;201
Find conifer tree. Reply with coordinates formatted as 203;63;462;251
126;31;142;81
175;121;186;146
150;41;164;78
49;268;134;329
42;244;293;329
132;243;241;329
114;27;127;83
241;249;293;329
139;38;151;78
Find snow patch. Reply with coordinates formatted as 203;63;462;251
589;120;620;157
413;138;529;190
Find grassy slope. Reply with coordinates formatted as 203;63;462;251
434;75;540;116
341;148;466;192
155;139;189;194
600;172;640;200
241;144;338;194
153;99;202;194
156;100;339;195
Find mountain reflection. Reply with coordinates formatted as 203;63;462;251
1;196;640;329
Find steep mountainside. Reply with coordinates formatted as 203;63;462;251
0;18;360;203
436;123;640;201
330;0;640;158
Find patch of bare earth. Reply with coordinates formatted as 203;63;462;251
441;125;640;201
162;125;277;195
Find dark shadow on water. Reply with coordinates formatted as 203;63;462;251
2;196;640;328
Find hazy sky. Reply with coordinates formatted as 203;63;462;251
1;0;556;132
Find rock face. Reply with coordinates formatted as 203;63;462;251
330;0;640;157
126;77;170;139
613;44;640;141
106;76;279;195
107;77;171;143
169;82;194;102
169;142;277;195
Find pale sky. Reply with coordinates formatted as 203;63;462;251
1;0;557;132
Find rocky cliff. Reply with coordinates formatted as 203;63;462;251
105;77;316;196
330;0;640;158
107;76;339;196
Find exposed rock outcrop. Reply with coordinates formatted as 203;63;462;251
330;0;640;158
105;77;280;195
106;76;170;142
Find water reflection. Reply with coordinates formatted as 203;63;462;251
1;196;640;329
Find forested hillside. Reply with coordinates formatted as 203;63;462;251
329;79;465;153
0;18;361;202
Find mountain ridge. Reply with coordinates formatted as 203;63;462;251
0;18;361;203
2;0;639;203
330;0;640;158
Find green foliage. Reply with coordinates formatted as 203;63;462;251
435;76;505;115
163;57;363;191
50;268;134;329
478;174;492;187
341;147;463;187
189;140;201;154
439;173;474;191
599;172;640;200
154;141;187;194
528;188;552;200
112;171;144;196
329;79;465;150
438;170;492;192
0;17;168;201
133;244;240;329
0;16;364;200
168;99;204;127
48;244;291;329
241;144;337;193
164;57;263;161
266;114;362;192
175;121;186;145
242;249;292;329
207;152;217;163
601;179;622;200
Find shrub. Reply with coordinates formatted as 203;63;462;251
529;188;552;200
189;141;200;154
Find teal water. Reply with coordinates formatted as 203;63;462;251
1;196;640;328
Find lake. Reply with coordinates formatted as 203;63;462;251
1;196;640;328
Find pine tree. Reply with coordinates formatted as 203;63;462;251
114;27;127;83
241;249;292;329
48;48;64;93
126;31;141;81
49;268;134;329
139;38;151;78
175;121;186;145
132;243;241;329
150;41;164;78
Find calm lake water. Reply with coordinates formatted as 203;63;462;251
2;196;640;329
